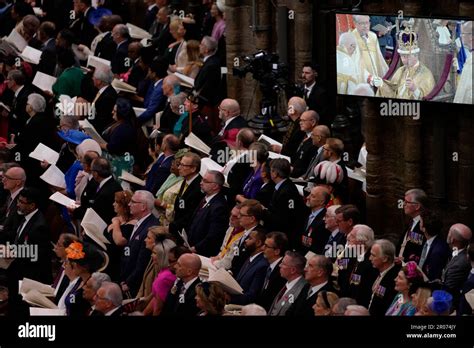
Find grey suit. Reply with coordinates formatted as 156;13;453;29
268;276;307;316
442;249;471;306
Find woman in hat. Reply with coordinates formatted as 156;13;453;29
386;261;425;316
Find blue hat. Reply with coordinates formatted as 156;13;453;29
89;7;113;27
57;130;91;145
429;290;453;314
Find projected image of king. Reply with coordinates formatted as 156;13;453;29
374;25;435;100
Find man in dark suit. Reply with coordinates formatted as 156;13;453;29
7;188;53;296
72;158;122;224
5;70;35;137
90;67;117;134
301;62;329;126
187;171;229;257
335;204;360;245
270;97;306;158
94;15;122;61
161;253;201;316
268;251;308;316
69;0;98;48
443;223;472;307
120;190;160;297
231;229;269;304
256;232;288;311
290;110;318;178
111;24;131;75
95;282;124;316
151;6;173;57
297;186;331;256
215;98;247;148
458;243;474;315
397;188;428;263
264;158;307;247
286;255;336;316
144;0;159;31
194;36;222;133
156;75;180;133
368;239;401;316
145;134;179;195
303;125;331;180
0;166;25;243
418;211;450;281
223;128;254;201
37;21;58;76
229;200;265;277
323;205;346;255
167;152;204;237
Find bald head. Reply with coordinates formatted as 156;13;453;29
288;97;307;120
448;223;472;249
163;75;180;97
237;128;255;149
461;21;473;49
176;253;201;281
3;167;26;193
219;98;240;121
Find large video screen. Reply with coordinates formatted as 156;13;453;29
335;13;473;105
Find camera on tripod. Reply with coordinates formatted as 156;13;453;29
232;51;289;96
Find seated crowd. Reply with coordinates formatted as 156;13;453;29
0;0;472;317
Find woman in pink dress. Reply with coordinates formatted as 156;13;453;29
210;2;226;42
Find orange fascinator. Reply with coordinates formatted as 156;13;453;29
66;241;86;260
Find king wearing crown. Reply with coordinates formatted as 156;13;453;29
374;25;435;100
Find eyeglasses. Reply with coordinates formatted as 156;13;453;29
202;179;218;184
403;200;418;205
2;174;22;181
178;163;194;167
130;199;144;205
264;243;277;249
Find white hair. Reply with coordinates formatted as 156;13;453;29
241;304;267;316
339;32;356;47
27;93;47;113
100;281;123;307
352;224;375;247
345;305;370;316
93;67;114;84
89;272;111;291
134;190;155;211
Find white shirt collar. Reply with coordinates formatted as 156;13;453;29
223;116;237;129
14;85;24;98
308;281;328;297
98;175;113;190
285;275;303;293
205;192;218;205
135;213;152;230
148;4;157;10
203;54;214;63
305;81;316;91
249;251;263;263
183;276;199;293
154;78;163;87
186;173;199;186
105;306;121;316
378;263;395;278
269;257;283;272
331;229;340;237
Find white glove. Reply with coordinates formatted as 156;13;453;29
372;76;383;88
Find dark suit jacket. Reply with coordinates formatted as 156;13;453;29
145;154;174;195
458;273;474;315
9;84;35;136
69;9;99;47
73;177;122;225
229;225;264;277
347;249;379;307
286;281;336;317
297;208;330;256
256;258;286;311
169;175;204;238
422;235;450;281
120;214;160;297
264;179;307;247
111;39;130;75
95;32;117;61
281;119;305;158
231;252;269;304
221;115;247;146
397;220;426;263
151;22;173;57
443;249;471;307
194;54;221;106
305;84;329;125
0;193;20;243
187;192;229;257
291;136;318;178
91;85;117;134
37;38;57;76
368;264;401;316
255;182;275;209
161;277;201;316
226;157;253;203
144;5;159;31
7;210;52;291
